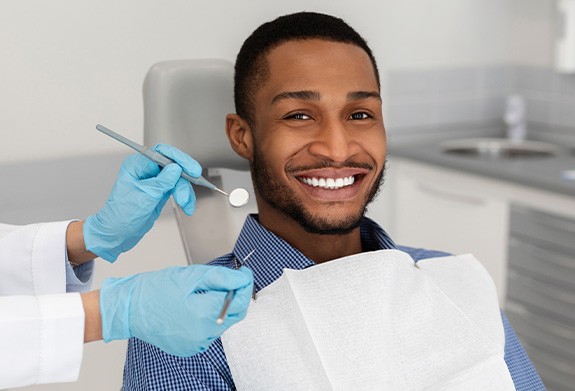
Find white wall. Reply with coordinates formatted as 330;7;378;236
509;0;557;67
0;0;513;165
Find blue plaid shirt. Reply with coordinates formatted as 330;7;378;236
123;214;544;390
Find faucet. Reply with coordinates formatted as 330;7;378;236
504;94;527;143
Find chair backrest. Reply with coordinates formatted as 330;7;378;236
143;59;257;264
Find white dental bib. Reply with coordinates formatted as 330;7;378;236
222;249;514;390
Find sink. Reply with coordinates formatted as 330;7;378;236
440;138;560;158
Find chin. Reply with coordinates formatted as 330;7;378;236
293;208;365;236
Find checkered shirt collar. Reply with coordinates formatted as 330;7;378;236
231;214;397;293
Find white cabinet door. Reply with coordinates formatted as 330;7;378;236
391;159;509;305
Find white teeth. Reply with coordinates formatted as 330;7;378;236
300;175;355;190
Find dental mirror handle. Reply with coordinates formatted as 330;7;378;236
96;124;228;196
141;148;227;196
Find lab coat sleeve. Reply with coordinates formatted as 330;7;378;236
0;221;93;388
0;220;93;296
0;293;84;389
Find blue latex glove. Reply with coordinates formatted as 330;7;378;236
100;265;254;357
84;144;202;262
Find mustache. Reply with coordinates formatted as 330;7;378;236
285;160;375;174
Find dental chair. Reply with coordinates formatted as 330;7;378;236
143;59;257;264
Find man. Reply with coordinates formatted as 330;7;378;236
123;12;544;390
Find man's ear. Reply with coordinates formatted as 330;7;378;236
226;114;253;160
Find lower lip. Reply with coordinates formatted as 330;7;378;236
296;176;364;201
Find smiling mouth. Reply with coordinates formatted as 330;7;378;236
297;175;361;190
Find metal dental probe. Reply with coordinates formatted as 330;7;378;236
216;249;256;325
96;124;249;207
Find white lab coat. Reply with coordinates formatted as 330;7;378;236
0;221;94;389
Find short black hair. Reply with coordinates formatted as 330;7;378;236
234;11;381;127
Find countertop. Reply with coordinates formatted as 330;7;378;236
389;139;575;198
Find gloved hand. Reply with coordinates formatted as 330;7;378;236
100;265;254;357
84;144;202;262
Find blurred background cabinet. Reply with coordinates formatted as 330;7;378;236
384;158;510;303
380;157;575;391
506;205;575;391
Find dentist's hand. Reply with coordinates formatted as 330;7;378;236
83;144;201;262
100;265;254;357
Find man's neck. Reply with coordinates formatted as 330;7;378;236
258;212;363;264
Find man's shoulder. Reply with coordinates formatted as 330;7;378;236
397;245;451;262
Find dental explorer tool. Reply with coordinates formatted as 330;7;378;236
96;124;250;208
216;249;256;325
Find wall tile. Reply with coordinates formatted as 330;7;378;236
481;65;513;93
385;100;434;129
432;67;478;93
482;96;507;121
553;72;575;95
512;65;575;141
515;66;555;92
386;65;574;140
387;70;435;97
434;97;484;125
551;99;575;128
524;96;552;124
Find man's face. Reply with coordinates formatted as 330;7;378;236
250;39;386;234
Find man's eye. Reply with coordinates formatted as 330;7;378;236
285;113;311;120
350;112;371;120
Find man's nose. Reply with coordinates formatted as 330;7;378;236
307;118;360;162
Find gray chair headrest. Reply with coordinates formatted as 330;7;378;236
143;59;248;171
142;59;256;263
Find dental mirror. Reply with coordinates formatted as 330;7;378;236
96;124;252;209
228;188;250;208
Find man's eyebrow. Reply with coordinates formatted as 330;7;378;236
271;90;320;105
347;91;382;101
